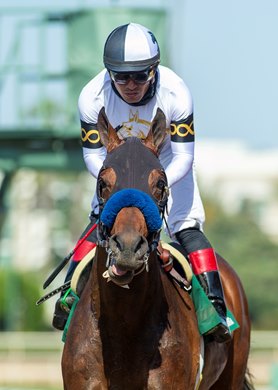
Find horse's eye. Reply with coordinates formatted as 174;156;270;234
157;179;166;191
98;178;108;198
99;179;107;190
97;168;117;202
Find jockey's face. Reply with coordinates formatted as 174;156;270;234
112;77;151;104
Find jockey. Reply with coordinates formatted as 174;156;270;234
53;23;231;343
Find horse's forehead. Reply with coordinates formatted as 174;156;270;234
102;138;163;196
104;138;162;174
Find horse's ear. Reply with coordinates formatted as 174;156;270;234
143;108;167;154
97;107;122;152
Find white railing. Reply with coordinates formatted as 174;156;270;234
0;330;277;352
251;330;278;350
0;331;63;352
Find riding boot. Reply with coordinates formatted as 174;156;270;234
188;248;232;343
52;261;78;331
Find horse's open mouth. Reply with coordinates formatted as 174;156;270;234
111;264;127;276
107;264;134;285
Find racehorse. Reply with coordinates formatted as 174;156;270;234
62;108;253;389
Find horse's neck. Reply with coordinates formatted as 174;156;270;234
92;249;168;331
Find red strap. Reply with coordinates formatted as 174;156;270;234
72;240;96;262
188;248;218;275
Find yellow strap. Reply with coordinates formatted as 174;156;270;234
160;241;193;282
71;247;96;294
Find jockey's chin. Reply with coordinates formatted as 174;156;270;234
114;79;151;104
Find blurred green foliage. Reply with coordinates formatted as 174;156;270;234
0;269;48;331
204;196;278;330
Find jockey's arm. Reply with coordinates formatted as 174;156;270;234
165;112;195;188
80;120;107;178
165;140;194;188
83;146;106;178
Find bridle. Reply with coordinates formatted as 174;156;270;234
96;137;169;280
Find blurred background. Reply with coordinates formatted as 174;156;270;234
0;0;277;389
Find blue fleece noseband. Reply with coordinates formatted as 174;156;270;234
100;189;162;233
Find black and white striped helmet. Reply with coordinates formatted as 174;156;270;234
103;23;160;73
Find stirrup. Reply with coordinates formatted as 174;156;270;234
52;299;68;331
52;290;76;331
205;316;231;343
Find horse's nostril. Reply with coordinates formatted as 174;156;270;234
113;235;123;251
134;236;148;255
134;237;144;253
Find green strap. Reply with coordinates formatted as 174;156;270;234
62;290;80;343
60;287;73;309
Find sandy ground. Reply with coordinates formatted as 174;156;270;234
0;354;63;388
0;352;276;389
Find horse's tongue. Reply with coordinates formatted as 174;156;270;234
112;264;127;276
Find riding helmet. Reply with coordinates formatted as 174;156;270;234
103;23;160;73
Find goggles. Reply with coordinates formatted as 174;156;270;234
110;68;155;85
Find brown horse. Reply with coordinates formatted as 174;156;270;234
62;109;253;389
